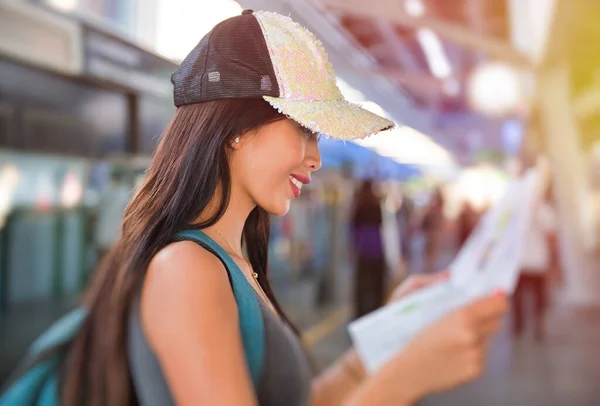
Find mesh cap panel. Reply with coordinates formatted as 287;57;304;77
171;13;280;107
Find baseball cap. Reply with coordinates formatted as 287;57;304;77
171;9;394;140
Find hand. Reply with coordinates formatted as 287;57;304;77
387;292;509;401
346;292;509;406
387;271;450;303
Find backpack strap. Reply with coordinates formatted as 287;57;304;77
175;229;265;389
0;308;87;406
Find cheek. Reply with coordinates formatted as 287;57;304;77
257;152;299;190
238;133;306;211
251;140;305;179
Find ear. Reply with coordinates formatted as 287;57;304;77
231;136;242;149
231;127;259;149
231;130;254;149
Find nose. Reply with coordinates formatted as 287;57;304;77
306;138;322;172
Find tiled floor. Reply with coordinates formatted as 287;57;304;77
421;306;600;405
292;235;600;405
298;297;600;405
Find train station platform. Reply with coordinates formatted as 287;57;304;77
290;235;600;404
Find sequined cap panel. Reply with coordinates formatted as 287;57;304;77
254;11;341;102
263;97;395;141
253;10;395;140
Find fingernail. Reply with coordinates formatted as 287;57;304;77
492;289;505;297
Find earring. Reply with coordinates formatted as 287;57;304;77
234;137;240;143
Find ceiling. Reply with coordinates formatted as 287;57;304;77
333;0;511;108
237;0;530;167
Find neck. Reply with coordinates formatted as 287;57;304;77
199;183;256;254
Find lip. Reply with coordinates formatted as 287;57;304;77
289;174;310;198
291;174;311;185
290;179;301;198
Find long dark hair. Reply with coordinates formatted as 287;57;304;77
61;99;292;406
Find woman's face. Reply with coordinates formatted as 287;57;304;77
231;118;322;216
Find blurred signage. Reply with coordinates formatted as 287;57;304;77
82;25;176;97
42;0;138;37
0;2;82;75
0;58;128;158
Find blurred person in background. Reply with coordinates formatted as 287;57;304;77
457;200;479;248
57;11;508;406
397;193;415;263
350;179;386;318
422;187;445;273
512;179;561;342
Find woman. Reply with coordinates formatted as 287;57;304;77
457;200;479;248
351;180;386;318
61;10;508;406
513;176;559;342
422;188;445;273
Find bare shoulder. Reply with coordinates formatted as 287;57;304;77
140;240;238;348
138;242;255;404
148;240;225;280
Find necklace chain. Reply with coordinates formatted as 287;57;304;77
212;228;273;308
213;229;258;279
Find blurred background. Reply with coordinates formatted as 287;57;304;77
0;0;599;404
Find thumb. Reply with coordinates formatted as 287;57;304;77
403;271;450;294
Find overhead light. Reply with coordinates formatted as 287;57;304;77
405;0;425;17
0;164;20;228
416;28;452;79
467;62;522;116
60;171;83;208
458;165;509;209
46;0;78;12
354;126;454;166
443;77;460;96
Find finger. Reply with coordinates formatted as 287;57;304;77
466;294;509;324
392;272;450;300
408;271;450;289
478;317;503;337
466;319;498;349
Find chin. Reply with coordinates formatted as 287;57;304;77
260;199;291;217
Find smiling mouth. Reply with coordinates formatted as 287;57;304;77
290;175;303;191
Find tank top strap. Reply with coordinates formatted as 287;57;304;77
175;229;265;388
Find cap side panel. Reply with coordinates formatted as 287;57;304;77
171;32;211;106
203;14;280;100
253;11;342;102
253;13;286;97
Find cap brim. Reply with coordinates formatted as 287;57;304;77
263;96;395;140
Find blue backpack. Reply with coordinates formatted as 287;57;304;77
0;230;265;405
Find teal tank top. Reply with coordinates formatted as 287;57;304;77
127;230;312;405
